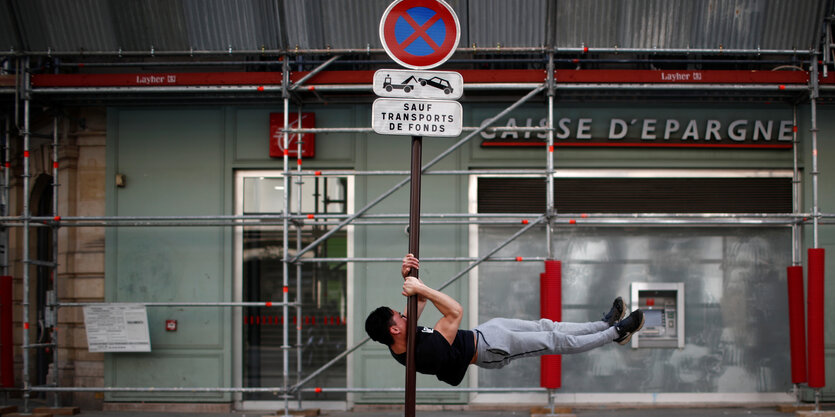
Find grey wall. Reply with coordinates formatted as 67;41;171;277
106;108;231;401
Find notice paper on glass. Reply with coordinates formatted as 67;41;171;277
83;303;151;352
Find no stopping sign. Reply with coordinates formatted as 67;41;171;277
379;0;461;70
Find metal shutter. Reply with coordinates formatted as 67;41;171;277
477;177;792;214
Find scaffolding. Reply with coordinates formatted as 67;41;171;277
0;45;832;416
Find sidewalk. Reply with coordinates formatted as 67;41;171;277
12;406;825;417
5;398;832;417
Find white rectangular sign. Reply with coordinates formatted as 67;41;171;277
372;98;463;137
83;303;151;352
373;69;463;100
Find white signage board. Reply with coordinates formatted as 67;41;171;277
83;303;151;352
372;98;463;137
373;69;463;100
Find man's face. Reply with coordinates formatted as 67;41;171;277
389;308;407;335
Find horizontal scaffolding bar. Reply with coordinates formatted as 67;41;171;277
295;257;549;263
12;46;813;57
24;259;57;267
23;343;56;349
48;57;806;69
4;214;287;221
283;126;549;134
29;83;547;94
29;386;291;393
2;215;832;228
0;219;537;228
298;387;547;393
6;212;832;223
302;82;812;93
29;82;813;95
57;302;295;308
285;169;548;176
28;385;547;393
301;212;825;220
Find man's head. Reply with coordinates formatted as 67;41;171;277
365;306;399;346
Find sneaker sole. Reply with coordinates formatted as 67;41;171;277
606;298;627;326
614;299;626;323
616;312;645;345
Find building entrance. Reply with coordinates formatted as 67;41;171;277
235;171;352;405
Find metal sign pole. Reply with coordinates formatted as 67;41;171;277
405;135;422;417
377;3;461;414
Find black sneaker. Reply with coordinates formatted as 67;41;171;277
614;309;644;345
602;296;626;326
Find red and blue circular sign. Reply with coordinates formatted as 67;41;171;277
379;0;460;70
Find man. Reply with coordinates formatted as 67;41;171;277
365;254;644;386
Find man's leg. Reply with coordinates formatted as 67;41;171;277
474;318;618;369
482;297;622;335
479;317;608;335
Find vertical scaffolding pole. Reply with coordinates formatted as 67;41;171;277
1;116;9;400
792;105;801;266
21;56;31;412
808;54;823;412
281;55;292;417
294;106;303;410
811;58;820;250
2;116;8;274
545;52;555;260
50;116;59;407
790;104;803;403
544;51;556;414
405;135;422;417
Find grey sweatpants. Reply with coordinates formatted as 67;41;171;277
473;318;618;369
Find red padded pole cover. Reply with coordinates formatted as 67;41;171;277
786;266;807;384
807;248;825;388
540;261;562;389
0;276;12;388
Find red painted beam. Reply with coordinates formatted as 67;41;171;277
540;262;562;390
554;69;809;84
32;72;285;87
0;276;12;388
30;69;811;87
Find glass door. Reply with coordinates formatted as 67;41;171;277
234;170;352;406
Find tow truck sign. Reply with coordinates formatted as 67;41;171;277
373;69;463;100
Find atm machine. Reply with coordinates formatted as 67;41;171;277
630;282;685;348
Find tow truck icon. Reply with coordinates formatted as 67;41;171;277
382;74;454;95
383;74;416;92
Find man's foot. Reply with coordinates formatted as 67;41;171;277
614;309;644;345
602;297;626;326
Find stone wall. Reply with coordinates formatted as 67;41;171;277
8;108;106;409
56;108;106;409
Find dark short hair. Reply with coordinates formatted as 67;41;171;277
365;306;395;346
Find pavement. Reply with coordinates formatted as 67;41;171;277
4;398;833;417
63;407;828;417
6;406;832;417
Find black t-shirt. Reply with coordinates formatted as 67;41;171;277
390;326;476;386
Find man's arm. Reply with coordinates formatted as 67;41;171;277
402;275;463;345
401;254;427;319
